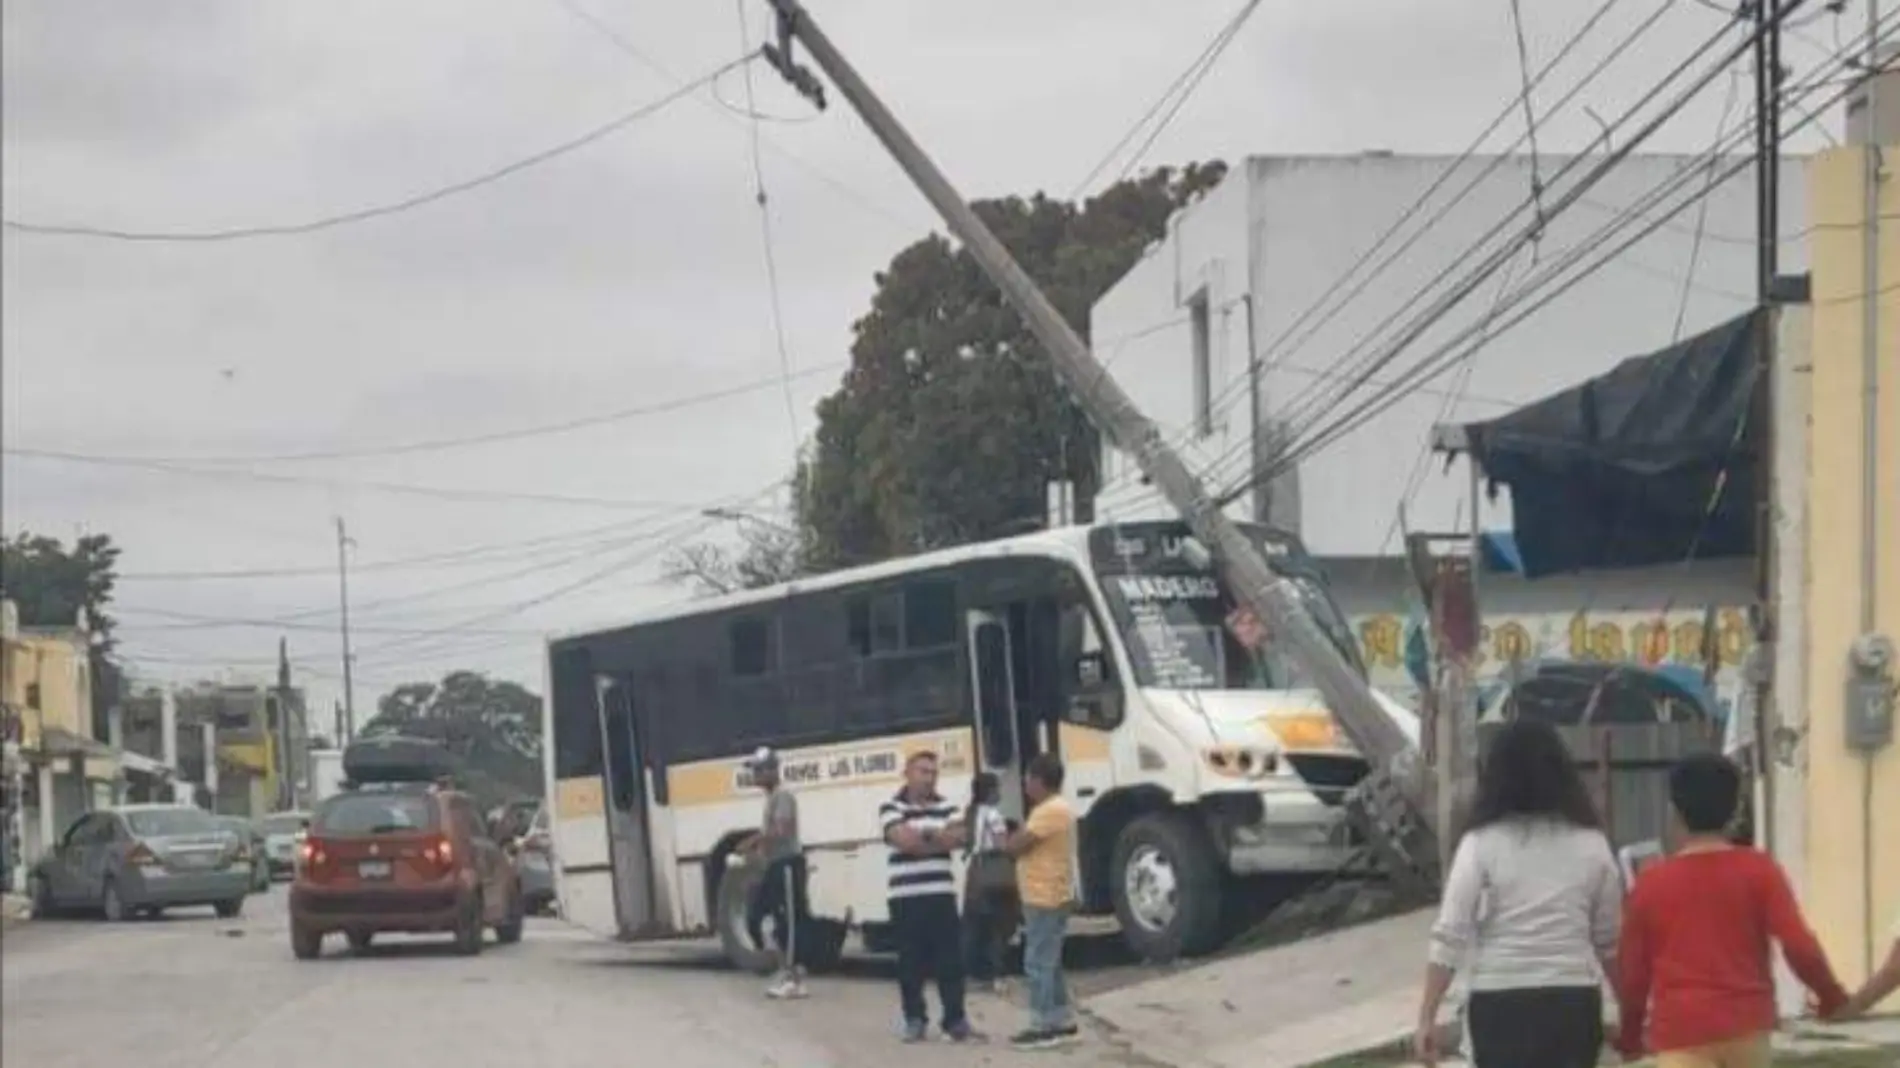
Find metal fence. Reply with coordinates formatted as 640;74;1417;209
1476;721;1722;854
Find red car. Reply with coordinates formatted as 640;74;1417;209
288;778;524;959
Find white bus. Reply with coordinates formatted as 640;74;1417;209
540;519;1418;965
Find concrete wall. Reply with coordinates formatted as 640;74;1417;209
1090;153;1811;557
1798;142;1900;990
1091;167;1255;522
1323;555;1756;712
11;632;92;745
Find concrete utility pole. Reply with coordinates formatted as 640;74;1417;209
755;0;1440;890
273;638;298;810
335;518;357;745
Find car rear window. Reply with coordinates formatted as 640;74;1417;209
260;814;306;835
315;793;437;835
126;808;218;837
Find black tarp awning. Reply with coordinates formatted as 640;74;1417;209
1451;309;1763;578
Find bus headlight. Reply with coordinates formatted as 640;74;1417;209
1204;745;1277;779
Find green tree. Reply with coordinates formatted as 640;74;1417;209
795;162;1228;569
660;513;804;597
2;532;124;734
361;671;543;801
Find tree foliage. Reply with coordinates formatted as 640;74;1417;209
793;162;1229;571
660;516;804;597
2;532;124;733
361;671;543;801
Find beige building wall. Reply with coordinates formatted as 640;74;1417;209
1799;142;1899;994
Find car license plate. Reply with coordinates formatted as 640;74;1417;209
358;860;393;880
171;852;213;869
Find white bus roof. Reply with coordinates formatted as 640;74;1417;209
544;522;1107;647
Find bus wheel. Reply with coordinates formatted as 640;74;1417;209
715;862;780;976
1110;813;1224;964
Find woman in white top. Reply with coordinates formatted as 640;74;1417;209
1415;717;1624;1068
962;772;1016;991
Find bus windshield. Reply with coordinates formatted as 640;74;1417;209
1089;522;1363;691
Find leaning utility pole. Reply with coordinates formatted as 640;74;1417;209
1748;0;1786;863
335;517;357;746
756;0;1439;890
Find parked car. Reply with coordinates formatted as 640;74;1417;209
212;815;271;893
513;805;555;916
288;736;525;959
256;811;310;880
27;804;251;921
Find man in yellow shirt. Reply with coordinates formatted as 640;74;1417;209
1006;753;1077;1049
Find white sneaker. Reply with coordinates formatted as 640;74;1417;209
765;975;809;1000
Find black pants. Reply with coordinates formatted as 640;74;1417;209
746;855;811;969
962;885;1016;982
891;894;967;1027
1466;986;1603;1068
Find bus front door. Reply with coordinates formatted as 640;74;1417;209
594;676;660;938
965;610;1025;822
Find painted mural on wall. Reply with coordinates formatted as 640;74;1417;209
1353;606;1754;715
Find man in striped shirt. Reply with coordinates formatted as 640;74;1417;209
879;751;979;1043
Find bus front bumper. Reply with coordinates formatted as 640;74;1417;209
1217;789;1362;875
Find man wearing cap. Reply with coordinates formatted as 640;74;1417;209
745;746;810;999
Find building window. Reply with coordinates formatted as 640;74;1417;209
1189;290;1213;438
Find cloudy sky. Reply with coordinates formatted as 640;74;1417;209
0;0;1865;729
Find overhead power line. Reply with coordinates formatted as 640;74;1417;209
1262;10;1777;460
11;360;844;466
116;513;668;581
1224;11;1894;503
2;52;758;244
2;448;695;511
1069;0;1266;198
734;0;806;457
1090;0;1662;502
551;0;918;230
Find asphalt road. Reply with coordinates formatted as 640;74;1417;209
0;886;1162;1068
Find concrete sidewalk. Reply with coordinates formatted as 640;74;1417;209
1085;908;1438;1068
1;892;30;933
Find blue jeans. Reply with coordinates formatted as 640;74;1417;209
1022;905;1071;1031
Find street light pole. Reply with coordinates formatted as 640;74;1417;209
753;0;1440;891
335;518;357;746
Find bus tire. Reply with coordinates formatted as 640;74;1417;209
1110;812;1224;964
715;862;780;976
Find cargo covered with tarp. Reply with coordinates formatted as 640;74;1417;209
341;735;459;786
1449;309;1764;578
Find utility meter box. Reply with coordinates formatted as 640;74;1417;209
1846;634;1896;752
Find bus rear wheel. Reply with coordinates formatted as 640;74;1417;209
1110;812;1225;964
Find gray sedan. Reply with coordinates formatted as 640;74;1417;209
27;805;253;921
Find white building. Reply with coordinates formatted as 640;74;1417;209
1087;153;1809;706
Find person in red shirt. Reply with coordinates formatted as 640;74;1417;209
1616;754;1849;1066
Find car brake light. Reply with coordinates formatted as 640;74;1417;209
421;834;455;871
126;843;161;867
300;838;328;873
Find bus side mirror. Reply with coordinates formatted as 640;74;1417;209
1073;651;1107;692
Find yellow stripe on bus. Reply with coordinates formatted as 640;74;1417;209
556;776;605;820
1058;722;1112;762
